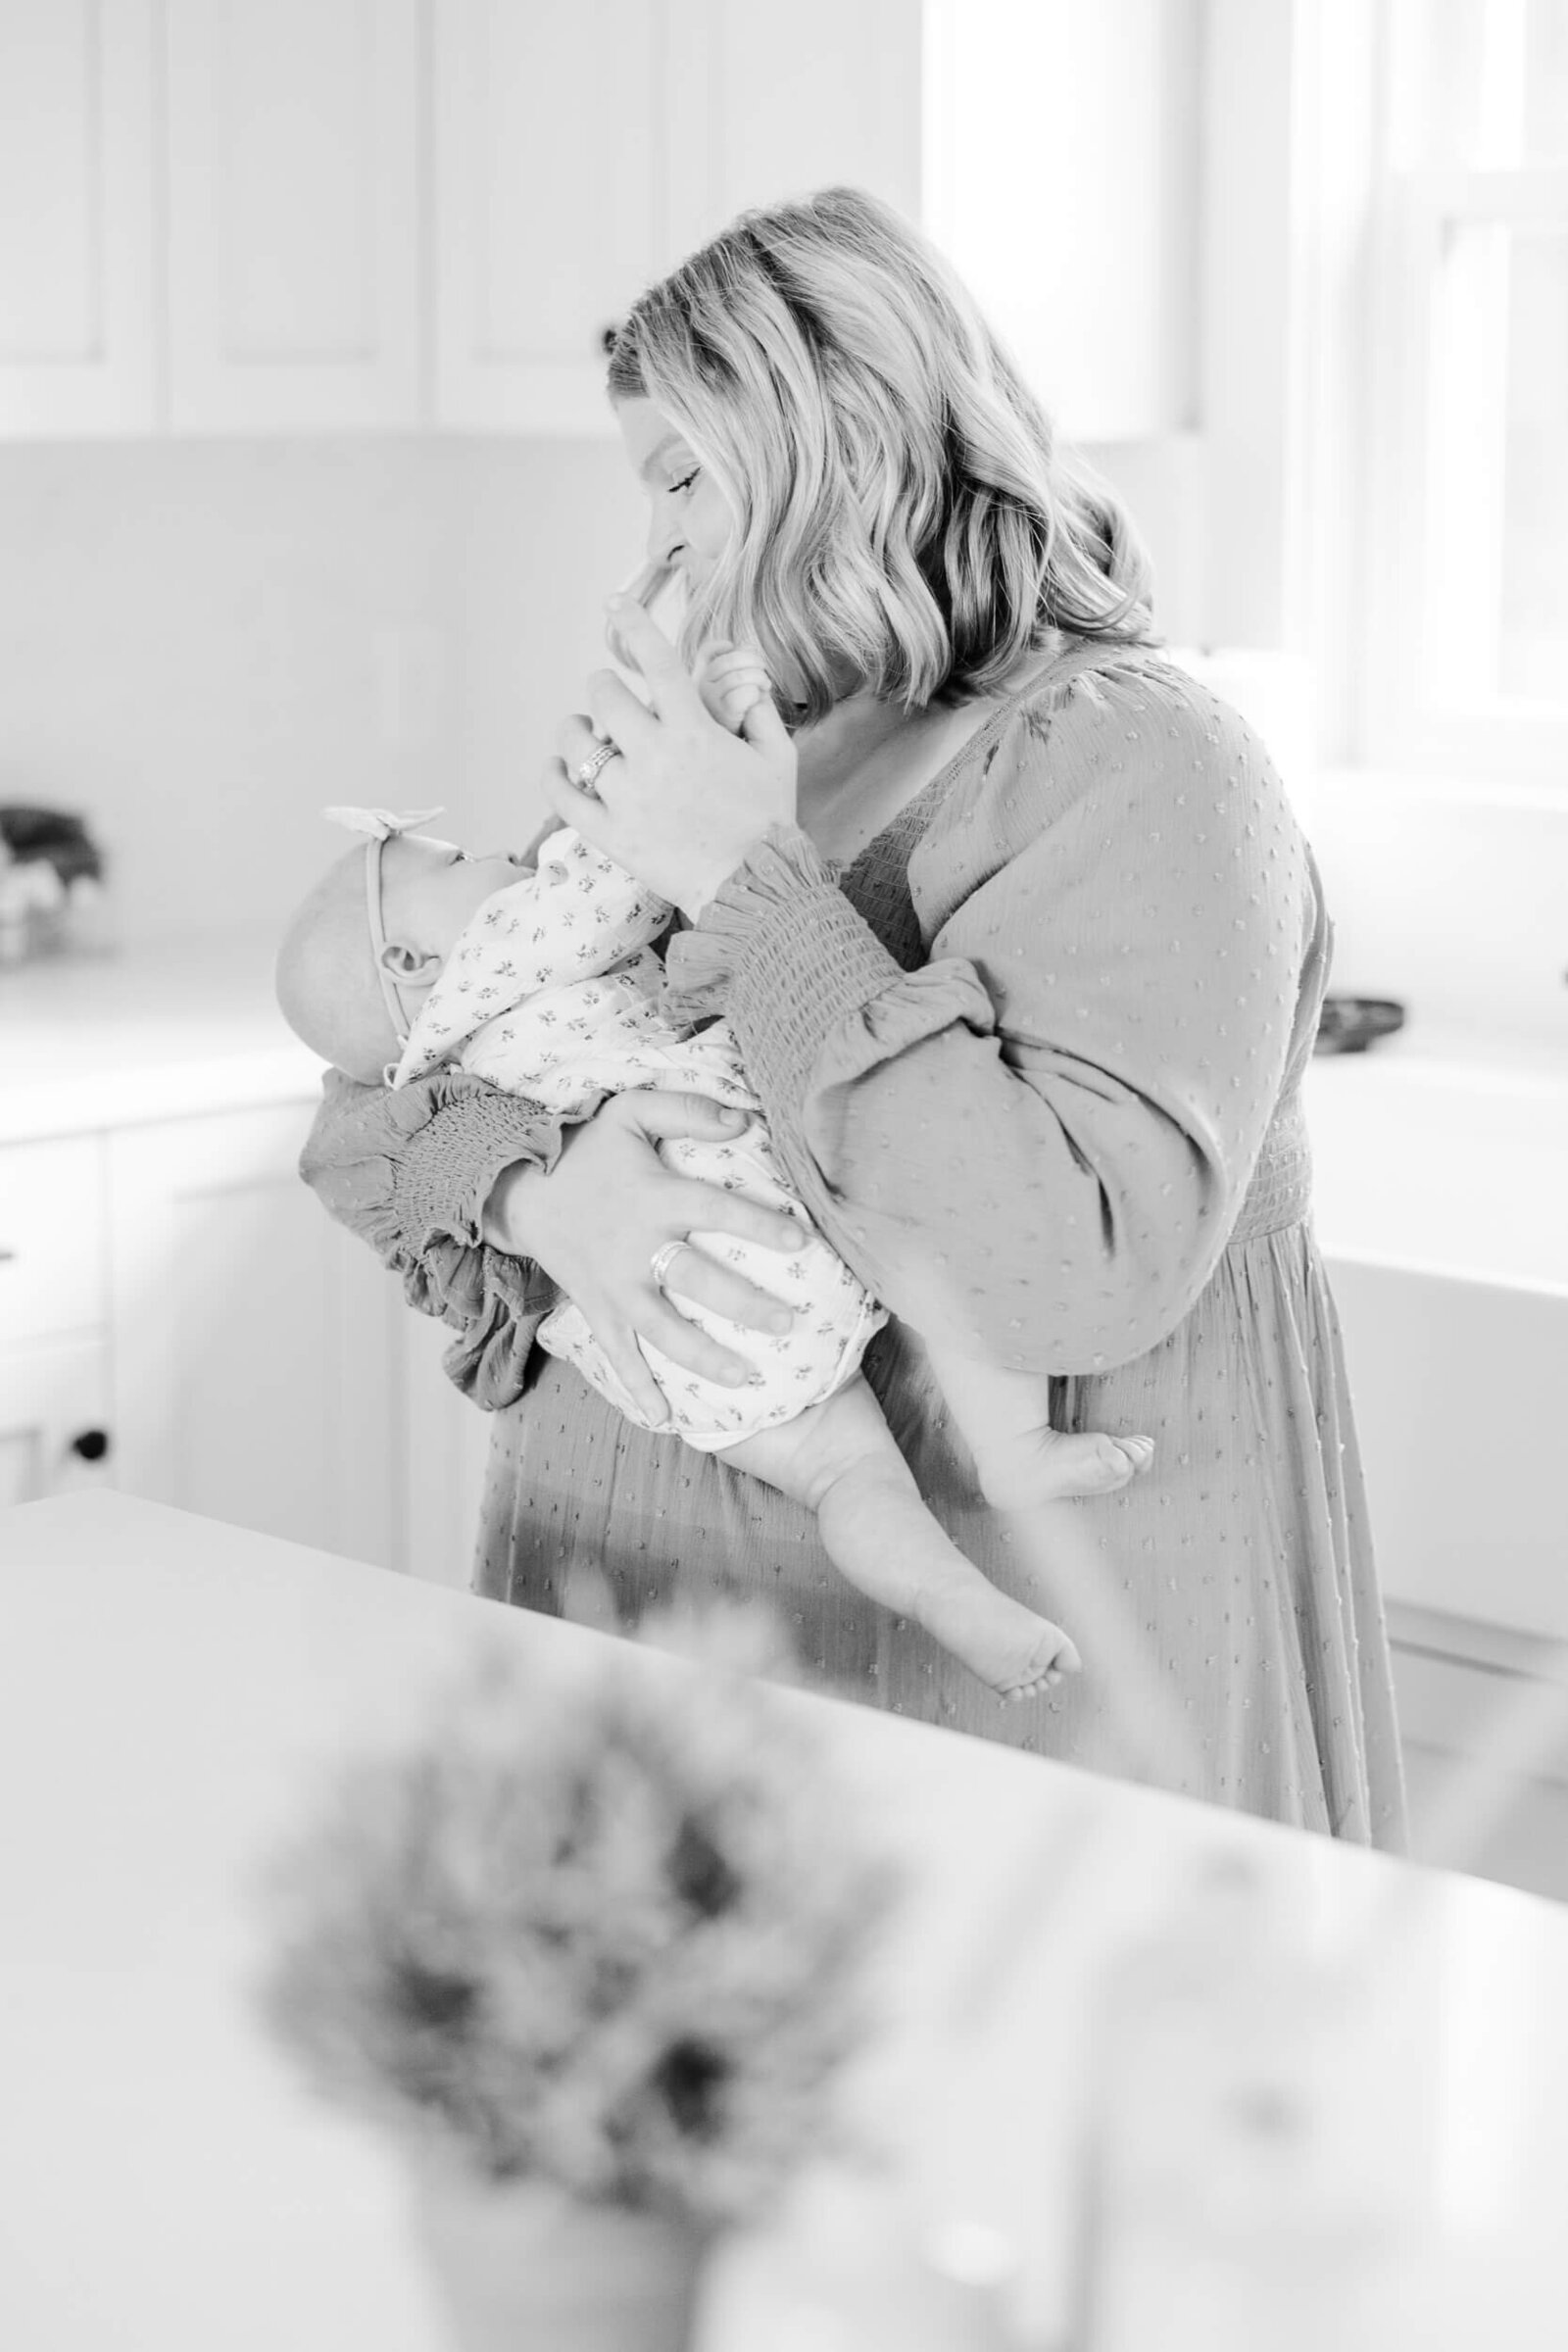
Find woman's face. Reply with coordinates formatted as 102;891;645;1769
615;397;732;593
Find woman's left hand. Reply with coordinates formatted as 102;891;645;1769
542;598;798;920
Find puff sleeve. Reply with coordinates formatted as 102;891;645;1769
663;661;1319;1376
298;1064;570;1409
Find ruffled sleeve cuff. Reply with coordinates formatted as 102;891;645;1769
298;1065;578;1412
663;819;893;1046
301;1064;575;1259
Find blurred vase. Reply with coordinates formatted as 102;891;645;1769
410;2156;711;2352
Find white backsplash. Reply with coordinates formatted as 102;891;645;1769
0;439;639;947
1306;769;1568;1052
0;441;1558;1053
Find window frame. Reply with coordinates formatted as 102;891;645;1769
1362;102;1568;784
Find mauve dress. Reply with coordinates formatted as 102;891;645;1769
302;639;1406;1847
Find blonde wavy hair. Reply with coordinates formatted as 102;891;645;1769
607;186;1155;724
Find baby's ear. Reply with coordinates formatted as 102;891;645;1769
378;941;443;982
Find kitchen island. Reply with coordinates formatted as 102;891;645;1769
2;1491;1566;2348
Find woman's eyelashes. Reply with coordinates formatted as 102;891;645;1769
667;467;700;497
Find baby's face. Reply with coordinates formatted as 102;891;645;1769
379;835;526;960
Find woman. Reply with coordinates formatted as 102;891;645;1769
303;188;1404;1846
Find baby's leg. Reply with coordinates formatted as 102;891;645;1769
935;1350;1153;1513
720;1375;1080;1701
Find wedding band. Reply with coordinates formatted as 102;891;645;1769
649;1239;685;1290
572;739;621;797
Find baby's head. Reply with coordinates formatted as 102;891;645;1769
276;821;523;1082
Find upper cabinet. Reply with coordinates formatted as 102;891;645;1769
660;0;921;272
0;0;157;436
164;0;422;432
431;0;669;433
0;0;1181;443
430;0;922;432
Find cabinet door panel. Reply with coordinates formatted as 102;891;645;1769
0;1134;106;1345
108;1104;401;1566
0;0;156;434
165;0;421;430
400;1310;492;1589
662;0;922;264
0;1338;111;1509
433;0;665;431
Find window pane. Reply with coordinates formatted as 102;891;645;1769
1499;228;1568;699
1523;0;1568;161
1395;0;1568;166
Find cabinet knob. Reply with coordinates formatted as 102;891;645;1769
70;1428;111;1463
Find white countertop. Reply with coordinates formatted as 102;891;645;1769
0;930;325;1143
4;931;1563;1287
2;1493;1565;2350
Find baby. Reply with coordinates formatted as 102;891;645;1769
276;671;1152;1700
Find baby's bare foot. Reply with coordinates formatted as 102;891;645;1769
978;1429;1154;1514
915;1581;1083;1700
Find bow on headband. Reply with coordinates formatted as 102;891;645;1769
321;807;449;1053
322;805;446;840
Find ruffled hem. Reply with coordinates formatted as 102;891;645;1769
662;822;837;1021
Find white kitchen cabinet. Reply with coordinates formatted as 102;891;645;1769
163;0;422;432
0;0;158;435
3;0;1190;446
0;1132;106;1343
662;0;922;262
106;1102;404;1565
431;0;668;433
0;1337;111;1510
400;1306;494;1589
431;0;923;433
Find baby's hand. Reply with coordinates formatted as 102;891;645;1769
695;641;774;736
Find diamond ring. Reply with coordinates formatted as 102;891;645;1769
572;739;621;798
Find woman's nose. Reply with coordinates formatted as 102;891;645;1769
647;514;684;569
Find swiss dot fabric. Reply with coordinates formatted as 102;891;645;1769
303;639;1406;1846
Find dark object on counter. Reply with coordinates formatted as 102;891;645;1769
0;804;104;885
1314;996;1407;1054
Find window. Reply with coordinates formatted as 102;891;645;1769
1366;0;1568;781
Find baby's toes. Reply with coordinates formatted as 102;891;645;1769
1078;1432;1140;1490
1116;1435;1156;1477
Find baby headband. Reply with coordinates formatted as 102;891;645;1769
322;805;447;1048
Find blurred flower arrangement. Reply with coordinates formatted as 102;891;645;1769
258;1608;900;2226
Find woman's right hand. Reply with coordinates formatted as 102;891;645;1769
482;1092;808;1423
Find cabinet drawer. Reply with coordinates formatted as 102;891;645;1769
0;1136;107;1342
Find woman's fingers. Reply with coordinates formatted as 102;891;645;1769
627;1090;747;1141
583;666;664;757
540;755;613;844
602;597;706;718
659;1240;797;1337
600;1325;674;1427
672;1175;808;1259
636;1295;762;1390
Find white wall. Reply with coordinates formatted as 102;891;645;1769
0;423;1210;953
0;438;637;946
